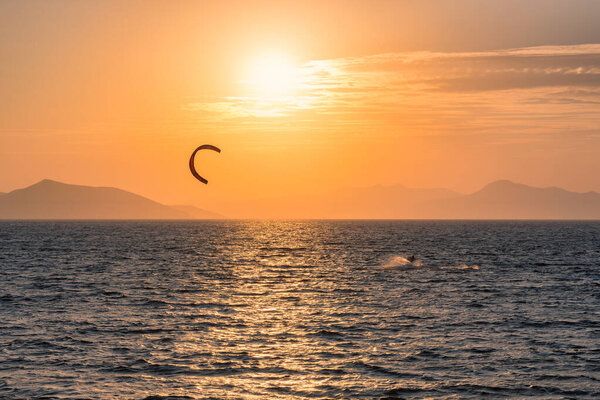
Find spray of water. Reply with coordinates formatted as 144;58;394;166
381;255;423;268
380;255;479;270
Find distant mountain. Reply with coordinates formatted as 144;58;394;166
425;180;600;219
222;184;461;218
170;205;224;219
221;180;600;219
0;180;221;219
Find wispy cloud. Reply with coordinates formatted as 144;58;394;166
184;44;600;139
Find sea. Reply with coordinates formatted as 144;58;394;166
1;220;599;399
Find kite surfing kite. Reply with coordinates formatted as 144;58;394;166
189;144;221;184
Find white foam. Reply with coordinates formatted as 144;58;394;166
381;256;479;271
381;255;423;268
443;263;480;270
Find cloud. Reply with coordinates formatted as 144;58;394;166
316;44;600;93
184;44;600;140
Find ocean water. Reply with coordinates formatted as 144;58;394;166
1;220;599;399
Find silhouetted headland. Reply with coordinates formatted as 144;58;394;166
0;179;222;219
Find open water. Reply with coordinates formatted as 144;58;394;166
1;220;599;399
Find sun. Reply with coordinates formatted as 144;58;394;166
245;52;301;97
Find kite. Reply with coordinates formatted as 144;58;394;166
189;144;221;184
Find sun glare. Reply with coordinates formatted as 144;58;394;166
245;52;301;97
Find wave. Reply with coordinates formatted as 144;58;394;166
380;255;479;270
441;263;480;270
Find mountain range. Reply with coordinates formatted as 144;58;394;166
0;180;222;219
220;179;600;219
1;179;599;219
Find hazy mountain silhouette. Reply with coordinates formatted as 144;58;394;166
222;180;600;219
170;205;223;219
0;180;221;219
222;184;461;218
424;180;600;219
3;179;599;219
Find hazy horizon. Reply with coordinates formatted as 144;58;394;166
3;177;600;220
9;175;600;200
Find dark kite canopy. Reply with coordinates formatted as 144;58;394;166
189;144;221;184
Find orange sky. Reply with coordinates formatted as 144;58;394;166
1;0;599;212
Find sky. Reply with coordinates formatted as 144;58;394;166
1;0;599;210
